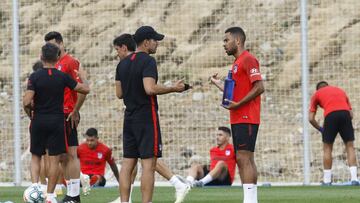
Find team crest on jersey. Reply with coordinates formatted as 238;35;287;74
225;150;231;156
97;152;103;159
233;65;238;73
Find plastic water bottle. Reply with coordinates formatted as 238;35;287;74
222;70;235;106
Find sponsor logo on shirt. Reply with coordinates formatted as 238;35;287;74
242;115;248;119
250;68;261;77
97;152;103;159
233;65;238;73
225;150;231;156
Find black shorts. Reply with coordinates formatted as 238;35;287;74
231;123;259;152
323;110;354;144
64;113;79;147
123;117;162;159
203;166;232;186
30;114;67;156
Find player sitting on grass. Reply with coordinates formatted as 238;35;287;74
186;126;236;187
77;128;120;194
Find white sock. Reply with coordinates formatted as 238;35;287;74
69;179;80;197
129;184;134;203
349;166;358;181
46;193;56;201
243;184;258;203
66;180;71;196
40;184;47;193
186;176;195;183
200;174;213;185
169;175;185;189
30;182;39;187
323;169;332;183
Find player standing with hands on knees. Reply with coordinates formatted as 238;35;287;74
309;81;359;186
210;27;264;203
23;43;90;203
115;26;190;203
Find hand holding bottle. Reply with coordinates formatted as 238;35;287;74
222;70;235;106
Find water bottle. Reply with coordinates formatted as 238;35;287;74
222;70;235;106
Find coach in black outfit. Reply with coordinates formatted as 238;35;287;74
23;43;90;202
115;26;189;203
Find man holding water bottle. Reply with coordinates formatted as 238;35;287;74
210;27;264;203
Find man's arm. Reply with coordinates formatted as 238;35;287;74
109;162;120;183
74;93;86;112
23;90;35;118
67;69;90;127
346;96;353;119
309;111;323;132
209;73;224;92
115;81;122;99
68;93;86;128
225;80;264;109
143;77;185;95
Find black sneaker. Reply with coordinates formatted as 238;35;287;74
351;180;360;186
60;195;81;203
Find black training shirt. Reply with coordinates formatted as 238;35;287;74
27;67;77;114
115;52;158;120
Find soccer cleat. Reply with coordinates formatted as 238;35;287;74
351;180;360;186
191;180;204;187
60;195;80;203
108;197;121;203
46;196;58;203
81;174;91;195
174;184;191;203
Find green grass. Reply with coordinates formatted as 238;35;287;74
1;186;360;203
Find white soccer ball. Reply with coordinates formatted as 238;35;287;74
23;186;45;203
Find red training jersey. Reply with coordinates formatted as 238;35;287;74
55;54;81;114
209;144;236;183
309;85;352;117
230;50;262;124
77;142;115;176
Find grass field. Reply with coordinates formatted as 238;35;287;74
1;186;360;203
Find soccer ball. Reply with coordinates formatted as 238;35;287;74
23;186;45;203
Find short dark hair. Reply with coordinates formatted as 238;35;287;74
85;128;98;137
225;27;246;45
218;126;231;136
113;34;136;52
316;81;328;90
32;60;43;72
41;43;60;63
44;31;63;43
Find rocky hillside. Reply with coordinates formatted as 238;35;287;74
0;0;359;183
